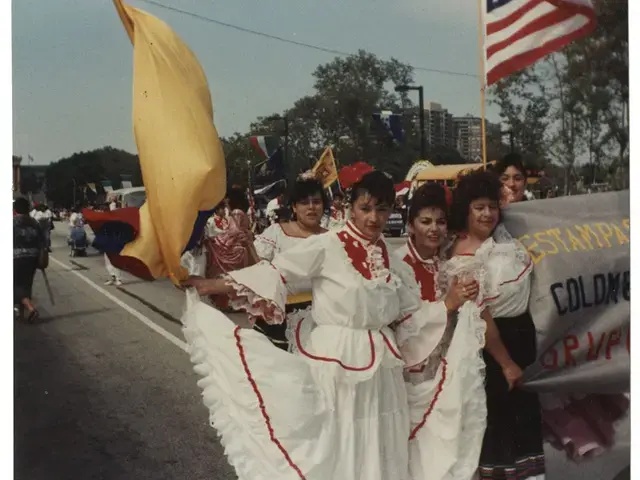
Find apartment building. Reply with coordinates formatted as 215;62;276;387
453;115;501;161
424;102;455;150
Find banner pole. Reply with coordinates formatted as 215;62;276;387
477;0;488;170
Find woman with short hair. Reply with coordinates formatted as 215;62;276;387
252;175;328;350
448;170;541;480
495;153;534;204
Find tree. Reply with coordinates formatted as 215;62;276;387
249;50;419;183
45;146;142;207
489;69;552;166
565;0;629;188
427;145;466;165
221;132;263;187
489;0;629;192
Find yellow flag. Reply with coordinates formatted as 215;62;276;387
112;1;226;284
312;147;338;189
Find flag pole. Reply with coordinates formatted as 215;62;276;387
477;0;488;170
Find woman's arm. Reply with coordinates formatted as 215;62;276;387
481;308;523;390
182;276;234;296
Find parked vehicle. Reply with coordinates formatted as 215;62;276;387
106;187;146;208
384;211;405;237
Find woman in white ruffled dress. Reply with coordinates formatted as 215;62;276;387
181;171;449;480
447;171;539;480
394;181;523;480
393;183;484;480
252;175;328;350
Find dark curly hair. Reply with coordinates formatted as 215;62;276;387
13;197;31;215
408;183;449;224
227;187;249;212
287;177;328;210
449;170;502;233
494;153;526;177
349;171;395;207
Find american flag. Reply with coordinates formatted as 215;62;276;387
483;0;597;85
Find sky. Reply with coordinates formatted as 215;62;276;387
12;0;501;165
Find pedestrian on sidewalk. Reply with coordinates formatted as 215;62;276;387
13;197;46;322
104;200;123;286
104;255;123;287
32;204;53;252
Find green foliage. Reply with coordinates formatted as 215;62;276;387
427;145;466;166
45;146;142;207
488;0;628;191
242;50;421;183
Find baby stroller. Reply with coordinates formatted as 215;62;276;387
68;225;88;257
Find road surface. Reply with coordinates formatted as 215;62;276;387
14;225;629;479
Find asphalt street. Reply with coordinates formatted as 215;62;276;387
14;224;629;479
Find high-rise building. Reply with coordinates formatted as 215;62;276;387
424;102;455;151
453;115;501;162
454;115;483;162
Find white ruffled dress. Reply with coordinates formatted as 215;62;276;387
394;240;488;480
181;221;448;480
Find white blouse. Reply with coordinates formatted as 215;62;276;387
227;221;448;383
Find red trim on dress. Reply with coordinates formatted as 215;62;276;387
345;220;376;244
380;331;403;360
409;358;448;440
234;326;307;479
452;249;533;308
395;313;412;326
256;235;277;247
402;247;438;303
500;258;532;286
337;226;391;282
268;262;287;285
295;320;377;371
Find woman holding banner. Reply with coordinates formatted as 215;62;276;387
447;171;543;480
181;171;450;480
495;154;534;204
252;174;327;350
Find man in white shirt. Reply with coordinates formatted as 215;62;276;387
32;204;53;251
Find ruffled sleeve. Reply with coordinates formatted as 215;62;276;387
391;258;449;368
486;225;533;317
225;234;326;325
253;224;279;261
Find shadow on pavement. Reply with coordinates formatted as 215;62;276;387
14;321;146;480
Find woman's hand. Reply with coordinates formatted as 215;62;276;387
181;276;212;295
444;276;479;313
502;362;524;391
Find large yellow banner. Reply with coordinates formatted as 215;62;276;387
112;0;226;284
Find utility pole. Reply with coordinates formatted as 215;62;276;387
266;114;289;166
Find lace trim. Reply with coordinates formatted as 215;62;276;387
406;301;488;473
223;275;286;327
365;244;391;283
285;306;313;355
335;232;400;289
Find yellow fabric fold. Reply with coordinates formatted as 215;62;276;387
112;0;226;284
